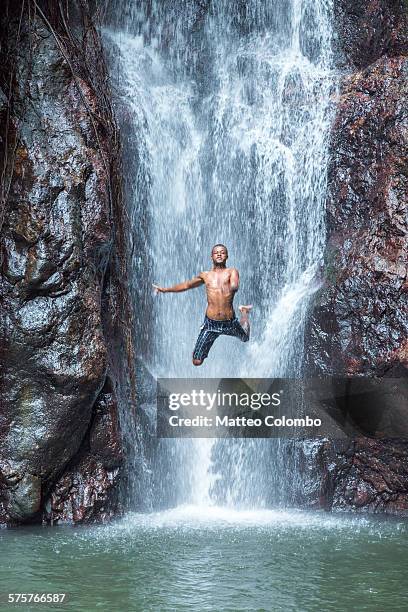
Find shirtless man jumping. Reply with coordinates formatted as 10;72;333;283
153;244;252;366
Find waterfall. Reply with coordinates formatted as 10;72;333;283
104;0;337;511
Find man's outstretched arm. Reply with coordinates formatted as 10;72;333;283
153;274;204;294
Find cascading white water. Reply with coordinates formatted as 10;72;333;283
104;0;337;510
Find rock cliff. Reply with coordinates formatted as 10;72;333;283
304;0;408;514
0;1;133;525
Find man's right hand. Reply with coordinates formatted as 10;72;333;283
152;284;166;294
153;275;204;294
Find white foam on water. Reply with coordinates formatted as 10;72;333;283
93;506;407;538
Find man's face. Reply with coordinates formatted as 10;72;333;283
212;246;228;265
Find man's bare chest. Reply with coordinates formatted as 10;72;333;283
205;272;232;292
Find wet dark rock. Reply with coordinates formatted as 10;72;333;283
42;382;123;525
333;0;408;68
308;57;407;377
306;56;408;377
44;459;121;525
306;439;408;516
305;3;408;514
4;473;42;521
0;3;132;525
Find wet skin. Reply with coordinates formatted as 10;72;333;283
153;247;239;320
199;265;239;320
152;246;252;364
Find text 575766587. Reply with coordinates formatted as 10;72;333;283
5;593;67;604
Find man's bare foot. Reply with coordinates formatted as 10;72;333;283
238;305;252;337
239;305;253;315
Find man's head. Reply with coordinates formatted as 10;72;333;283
211;244;228;266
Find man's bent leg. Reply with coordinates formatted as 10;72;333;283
192;327;219;365
238;305;253;339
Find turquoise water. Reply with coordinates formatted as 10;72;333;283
1;506;407;611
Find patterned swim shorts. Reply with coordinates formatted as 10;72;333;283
192;314;249;361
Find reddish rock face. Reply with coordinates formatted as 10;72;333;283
305;2;408;514
0;5;129;525
306;56;408;377
43;384;123;525
312;439;408;516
